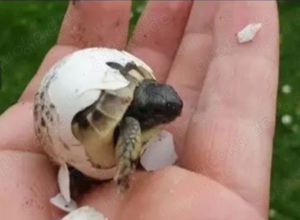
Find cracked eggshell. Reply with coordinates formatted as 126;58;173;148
140;130;178;171
34;47;154;180
58;164;71;203
237;23;262;43
62;206;107;220
50;193;78;212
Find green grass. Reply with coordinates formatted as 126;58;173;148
270;3;300;219
0;2;299;219
0;2;67;109
0;1;144;110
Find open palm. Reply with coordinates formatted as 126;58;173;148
0;1;278;220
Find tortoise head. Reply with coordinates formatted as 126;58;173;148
125;79;183;129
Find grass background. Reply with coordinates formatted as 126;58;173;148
0;1;299;219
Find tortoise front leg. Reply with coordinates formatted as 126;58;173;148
114;117;142;192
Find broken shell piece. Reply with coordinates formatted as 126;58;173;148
62;206;108;220
50;193;78;212
58;164;71;203
237;23;262;43
140;130;178;171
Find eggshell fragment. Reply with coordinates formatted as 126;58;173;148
50;193;78;212
237;23;262;43
140;130;178;171
58;164;71;203
62;206;108;220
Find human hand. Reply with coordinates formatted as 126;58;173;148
0;1;278;220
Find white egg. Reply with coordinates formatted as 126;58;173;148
34;48;181;216
34;47;154;180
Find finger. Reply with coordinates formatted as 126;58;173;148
58;1;131;48
0;151;61;220
21;1;132;102
165;1;218;150
182;1;279;216
0;104;61;218
0;102;41;153
20;45;76;102
127;1;192;82
80;167;264;220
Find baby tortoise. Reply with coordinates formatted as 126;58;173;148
71;61;183;194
